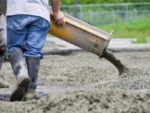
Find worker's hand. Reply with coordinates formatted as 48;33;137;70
51;11;65;27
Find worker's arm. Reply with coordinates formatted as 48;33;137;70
51;0;65;27
0;0;7;15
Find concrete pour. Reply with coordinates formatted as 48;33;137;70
0;38;150;113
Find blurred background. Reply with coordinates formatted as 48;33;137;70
57;0;150;43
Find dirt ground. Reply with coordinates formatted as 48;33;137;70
0;44;150;113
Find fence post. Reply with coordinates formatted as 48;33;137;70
125;4;129;23
134;9;138;20
89;10;93;24
73;0;78;18
112;10;116;24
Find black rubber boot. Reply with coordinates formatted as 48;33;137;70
24;57;40;100
26;57;40;90
9;48;30;101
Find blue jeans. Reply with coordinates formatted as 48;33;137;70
7;15;50;58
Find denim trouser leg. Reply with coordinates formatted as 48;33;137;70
7;15;50;58
24;18;50;58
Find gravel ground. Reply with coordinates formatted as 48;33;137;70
0;47;150;113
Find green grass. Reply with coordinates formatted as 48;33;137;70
99;18;150;43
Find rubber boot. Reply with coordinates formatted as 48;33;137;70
24;57;40;100
9;48;30;101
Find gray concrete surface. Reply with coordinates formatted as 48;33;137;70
44;37;150;53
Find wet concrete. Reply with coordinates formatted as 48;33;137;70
102;50;128;75
0;51;150;113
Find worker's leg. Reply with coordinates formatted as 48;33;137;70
0;0;7;69
23;16;50;99
26;57;40;90
7;15;30;101
0;14;7;70
24;16;50;58
8;48;29;101
24;57;40;100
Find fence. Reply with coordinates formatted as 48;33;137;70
61;2;150;26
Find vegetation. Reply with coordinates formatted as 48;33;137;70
61;0;150;5
52;0;150;43
99;18;150;42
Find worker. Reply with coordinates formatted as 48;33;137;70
7;0;65;101
0;0;7;70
